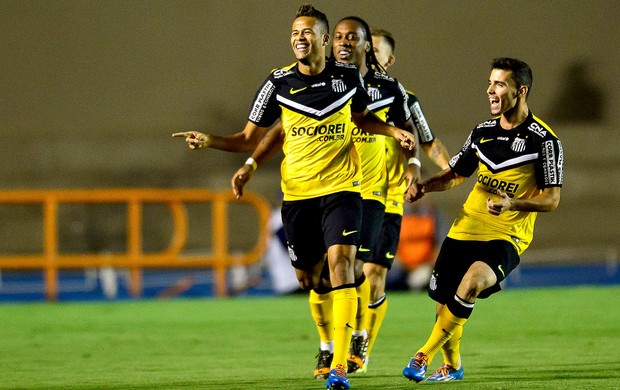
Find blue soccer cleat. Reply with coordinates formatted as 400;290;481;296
402;352;428;382
326;364;350;389
425;363;464;382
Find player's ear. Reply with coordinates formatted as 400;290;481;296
364;41;371;53
386;53;396;67
322;34;330;46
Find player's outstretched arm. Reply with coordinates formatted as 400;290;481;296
405;167;466;203
172;121;268;153
421;138;451;170
231;124;285;199
351;111;415;150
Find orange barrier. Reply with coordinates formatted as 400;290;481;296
0;189;271;301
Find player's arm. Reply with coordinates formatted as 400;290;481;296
399;118;422;186
172;121;269;153
351;110;415;150
487;187;561;216
421;138;451;170
405;167;467;203
231;123;285;199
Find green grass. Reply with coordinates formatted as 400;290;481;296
1;286;619;389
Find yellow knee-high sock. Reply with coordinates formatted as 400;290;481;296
354;276;370;333
417;305;467;365
308;289;334;346
441;324;463;368
332;286;357;368
365;295;387;358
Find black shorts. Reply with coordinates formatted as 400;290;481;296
368;212;402;269
428;237;520;303
281;191;362;271
357;199;386;261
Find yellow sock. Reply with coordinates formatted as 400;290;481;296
441;324;463;368
365;295;387;358
418;305;467;365
354;276;370;333
308;289;334;345
332;286;357;368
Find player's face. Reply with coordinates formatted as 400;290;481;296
291;17;326;63
487;69;519;116
372;36;393;69
332;20;368;68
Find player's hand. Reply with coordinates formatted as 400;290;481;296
231;164;255;199
487;190;513;215
395;129;415;150
172;131;210;150
405;182;425;203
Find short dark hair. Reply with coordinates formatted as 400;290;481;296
491;57;533;97
295;4;329;36
371;28;395;53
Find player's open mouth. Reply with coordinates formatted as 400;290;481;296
489;97;500;110
337;49;351;61
295;43;309;53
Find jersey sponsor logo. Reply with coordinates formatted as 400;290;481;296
477;174;520;197
410;101;433;143
332;79;346;92
351;126;377;143
249;80;275;122
273;69;293;79
311;81;326;88
290;123;346;142
289;86;307;94
511;137;527;152
480;137;494;143
342;229;358;236
476;120;497;128
542;140;562;185
528;122;548;138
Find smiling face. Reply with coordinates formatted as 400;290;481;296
487;68;521;116
291;16;327;65
332;19;369;69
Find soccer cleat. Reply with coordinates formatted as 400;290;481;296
326;364;350;390
402;352;428;382
314;349;334;380
425;363;464;382
347;334;369;373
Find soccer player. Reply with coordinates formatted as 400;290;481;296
228;5;415;390
317;17;421;377
402;57;563;382
354;28;452;372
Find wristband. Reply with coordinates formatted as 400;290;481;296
408;157;421;167
245;157;257;171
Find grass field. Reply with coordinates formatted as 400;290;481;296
1;286;619;389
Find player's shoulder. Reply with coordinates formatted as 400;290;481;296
268;62;297;80
528;113;560;140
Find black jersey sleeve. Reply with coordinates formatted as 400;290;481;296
536;136;564;188
407;92;436;144
247;74;281;127
448;130;478;177
387;81;412;128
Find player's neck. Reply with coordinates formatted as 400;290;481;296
298;55;326;76
500;101;529;130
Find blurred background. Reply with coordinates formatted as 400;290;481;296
0;0;618;300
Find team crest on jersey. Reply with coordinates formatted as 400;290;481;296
429;273;437;291
367;86;381;101
332;79;346;93
511;137;527;152
287;245;298;262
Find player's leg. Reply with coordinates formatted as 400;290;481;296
308;261;334;379
347;199;385;373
